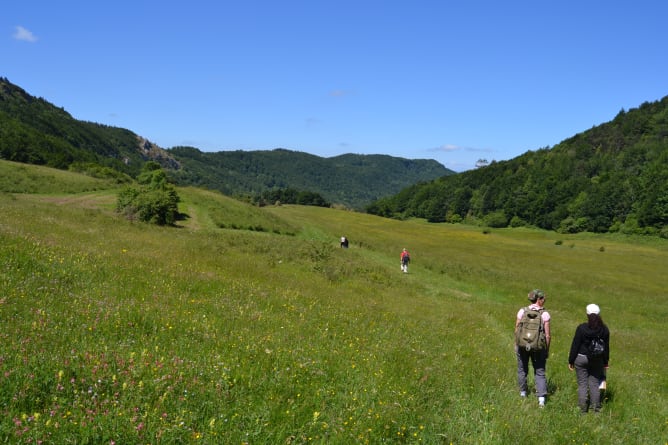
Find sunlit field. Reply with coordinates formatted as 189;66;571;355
1;161;666;444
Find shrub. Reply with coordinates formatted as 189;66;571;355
558;216;589;233
509;215;526;227
116;163;180;225
446;211;462;224
483;210;508;228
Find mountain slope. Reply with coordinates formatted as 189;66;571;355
0;77;452;209
167;146;452;209
368;96;668;236
0;77;159;176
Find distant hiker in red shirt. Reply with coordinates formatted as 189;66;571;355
400;248;410;273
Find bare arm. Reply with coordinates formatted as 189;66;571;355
514;308;522;332
543;320;551;349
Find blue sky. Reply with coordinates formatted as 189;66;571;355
3;1;667;171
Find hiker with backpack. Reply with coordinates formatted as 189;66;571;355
515;289;551;407
568;303;610;414
400;248;410;273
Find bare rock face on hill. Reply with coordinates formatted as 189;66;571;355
137;137;180;170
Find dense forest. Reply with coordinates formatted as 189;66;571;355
166;146;451;209
0;77;451;209
0;78;149;176
367;97;668;236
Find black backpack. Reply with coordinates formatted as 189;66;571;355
587;336;605;357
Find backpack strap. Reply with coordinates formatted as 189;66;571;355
536;307;544;332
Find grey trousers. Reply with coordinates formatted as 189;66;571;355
516;347;548;397
574;353;604;412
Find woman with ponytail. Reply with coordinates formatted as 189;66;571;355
568;303;610;413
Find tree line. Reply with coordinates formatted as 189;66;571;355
367;97;668;237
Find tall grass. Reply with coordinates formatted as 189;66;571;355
0;161;666;444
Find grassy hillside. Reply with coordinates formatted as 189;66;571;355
1;161;666;444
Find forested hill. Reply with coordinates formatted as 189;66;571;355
166;146;451;209
368;96;668;237
0;77;452;209
0;77;156;177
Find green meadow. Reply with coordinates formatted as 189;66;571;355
1;160;666;444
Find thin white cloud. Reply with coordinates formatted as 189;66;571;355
430;144;461;153
13;26;38;42
430;144;494;153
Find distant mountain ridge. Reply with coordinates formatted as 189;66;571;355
0;77;453;209
166;146;451;209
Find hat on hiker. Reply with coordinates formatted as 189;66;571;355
528;289;545;302
586;303;600;315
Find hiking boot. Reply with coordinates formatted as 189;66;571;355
538;396;545;407
520;391;527;398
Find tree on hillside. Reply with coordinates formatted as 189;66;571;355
475;158;490;168
116;162;180;225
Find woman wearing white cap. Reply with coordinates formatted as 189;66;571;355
568;303;610;413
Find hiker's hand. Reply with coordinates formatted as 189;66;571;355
568;364;574;371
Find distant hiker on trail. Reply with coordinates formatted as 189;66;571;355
400;248;410;273
568;303;610;414
515;289;551;407
340;236;349;248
